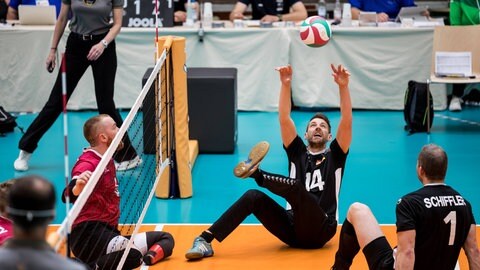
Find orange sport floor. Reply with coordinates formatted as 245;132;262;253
48;224;479;270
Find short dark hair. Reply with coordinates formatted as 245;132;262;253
83;114;109;146
0;180;15;215
418;144;448;181
307;112;331;133
8;175;56;229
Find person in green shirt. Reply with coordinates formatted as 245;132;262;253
448;0;480;111
450;0;480;25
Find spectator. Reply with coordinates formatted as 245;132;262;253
448;0;480;111
0;175;86;269
173;0;199;24
349;0;415;22
7;0;61;20
229;0;307;22
0;0;8;22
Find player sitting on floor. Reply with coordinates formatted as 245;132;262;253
185;64;352;260
62;114;174;269
331;144;480;270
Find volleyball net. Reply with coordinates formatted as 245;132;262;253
49;36;194;269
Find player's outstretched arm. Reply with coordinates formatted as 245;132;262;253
276;65;297;148
72;171;92;196
464;224;480;270
331;64;352;153
396;230;416;270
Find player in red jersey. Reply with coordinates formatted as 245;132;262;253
0;180;14;246
63;114;174;269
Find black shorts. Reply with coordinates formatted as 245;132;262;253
70;221;121;263
363;236;395;270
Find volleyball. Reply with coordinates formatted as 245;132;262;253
299;16;332;47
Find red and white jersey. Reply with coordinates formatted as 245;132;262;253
67;149;120;229
0;216;13;246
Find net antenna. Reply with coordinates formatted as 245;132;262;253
60;53;72;258
49;38;174;270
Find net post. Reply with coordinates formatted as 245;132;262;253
155;36;193;199
170;37;192;198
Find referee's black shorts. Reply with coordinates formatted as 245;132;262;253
363;236;395;270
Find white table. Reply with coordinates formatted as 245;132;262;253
0;24;446;112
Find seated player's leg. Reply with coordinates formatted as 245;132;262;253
70;222;123;268
363;237;395;270
233;141;270;178
347;203;384;248
186;189;296;260
131;231;175;265
333;203;393;270
93;235;143;270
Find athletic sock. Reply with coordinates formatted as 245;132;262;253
200;231;214;243
333;219;360;270
143;243;165;265
251;168;264;186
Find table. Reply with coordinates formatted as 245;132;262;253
0;24;446;112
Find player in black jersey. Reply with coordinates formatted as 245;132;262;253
332;144;480;270
185;64;352;260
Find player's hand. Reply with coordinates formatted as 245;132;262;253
261;15;279;23
275;65;292;86
87;43;105;61
174;11;187;22
46;49;56;72
331;64;350;88
376;12;389;22
72;170;92;196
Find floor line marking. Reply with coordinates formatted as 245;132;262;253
435;113;480;126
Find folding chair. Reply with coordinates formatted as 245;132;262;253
427;25;480;133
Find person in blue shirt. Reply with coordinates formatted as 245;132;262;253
349;0;415;22
7;0;61;20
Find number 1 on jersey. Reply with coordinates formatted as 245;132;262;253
443;211;457;246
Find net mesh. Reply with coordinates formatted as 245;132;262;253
50;40;173;270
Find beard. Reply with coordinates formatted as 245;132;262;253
116;140;124;151
307;136;327;150
107;136;124;151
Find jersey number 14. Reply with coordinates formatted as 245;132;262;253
305;170;325;191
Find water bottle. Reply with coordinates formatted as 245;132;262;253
333;0;341;21
341;3;351;26
317;0;327;19
202;2;213;28
185;0;196;27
